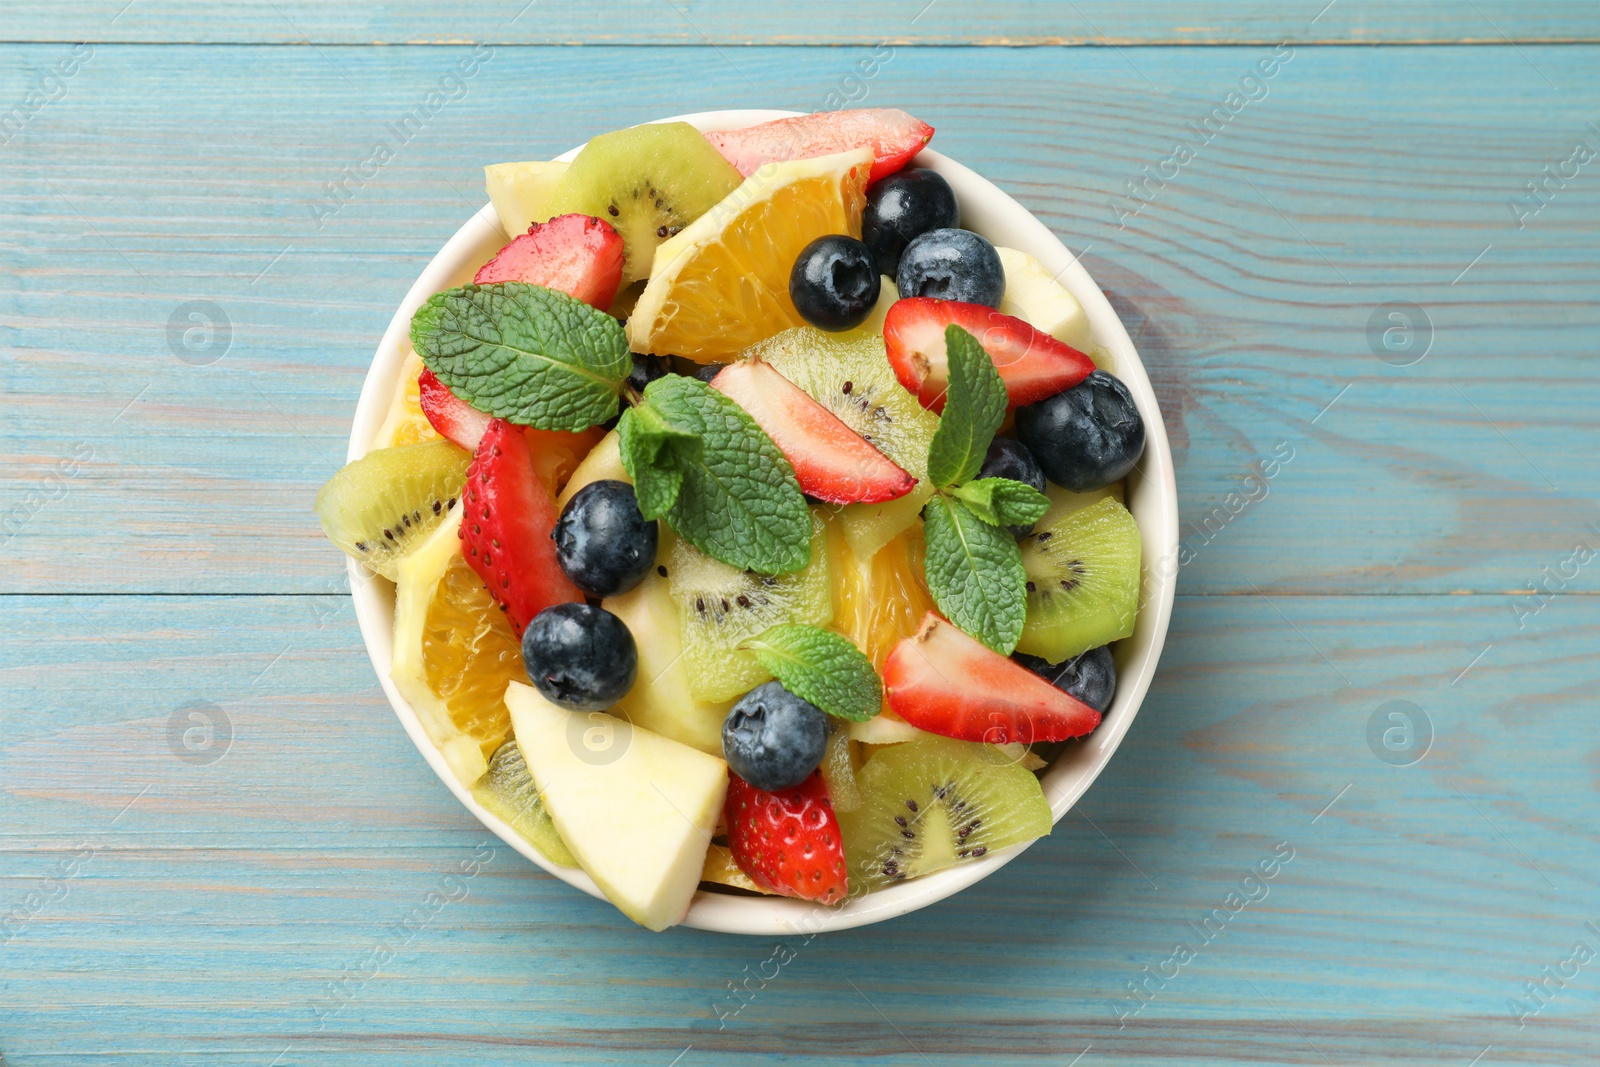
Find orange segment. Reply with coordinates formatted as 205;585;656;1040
391;506;525;784
419;550;524;762
626;148;873;361
830;522;936;719
526;425;607;498
375;349;440;448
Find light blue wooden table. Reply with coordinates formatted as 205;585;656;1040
3;3;1599;1064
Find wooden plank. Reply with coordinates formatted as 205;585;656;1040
2;592;1596;1063
3;2;1599;46
3;43;1599;596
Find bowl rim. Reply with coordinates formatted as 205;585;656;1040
345;109;1179;935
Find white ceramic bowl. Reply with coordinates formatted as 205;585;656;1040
345;110;1178;935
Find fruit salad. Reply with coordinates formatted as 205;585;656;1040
316;109;1148;930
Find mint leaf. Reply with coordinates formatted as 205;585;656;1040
950;478;1050;528
921;494;1027;653
620;375;811;575
411;282;630;431
741;624;882;722
925;325;1008;488
616;402;700;518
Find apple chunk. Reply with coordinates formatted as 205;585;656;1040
505;681;727;930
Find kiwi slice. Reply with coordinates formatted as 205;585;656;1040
667;511;832;702
544;122;743;286
471;739;577;867
750;327;940;558
1016;495;1142;664
819;726;863;814
314;438;472;580
838;735;1053;892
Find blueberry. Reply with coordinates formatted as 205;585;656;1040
977;437;1047;537
626;353;671;395
1015;370;1145;492
721;681;829;792
693;362;727;384
1015;646;1117;715
895;228;1005;308
553;480;658;598
790;234;881;332
862;168;960;277
521;602;637;712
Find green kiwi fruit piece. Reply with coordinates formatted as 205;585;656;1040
543;122;743;286
471;739;577;867
314;438;472;580
1016;495;1142;664
667;511;832;703
838;735;1053;892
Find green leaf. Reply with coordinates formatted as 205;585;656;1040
925;325;1008;488
740;624;882;722
623;375;811;574
921;494;1027;653
616;403;700;519
410;282;630;431
950;478;1051;528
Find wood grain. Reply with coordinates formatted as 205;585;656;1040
2;593;1596;1064
2;44;1597;595
3;9;1599;1065
3;1;1599;45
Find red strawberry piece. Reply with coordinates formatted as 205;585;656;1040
884;613;1101;744
418;368;492;452
473;213;625;310
705;108;934;184
459;418;582;637
725;771;848;904
711;360;914;505
883;298;1096;413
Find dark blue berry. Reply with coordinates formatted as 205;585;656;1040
790;234;881;332
553;480;657;598
1015;646;1117;715
895;228;1005;308
1015;370;1145;492
694;362;727;384
862;168;960;277
626;353;671;395
521;602;637;712
977;437;1047;537
721;681;828;792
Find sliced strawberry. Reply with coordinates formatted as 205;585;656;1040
473;213;625;310
418;369;492;451
725;771;848;904
706;109;934;184
711;360;914;505
459;418;582;637
883;298;1096;413
884;613;1101;744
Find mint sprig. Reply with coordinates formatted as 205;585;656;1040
740;624;882;722
618;375;811;575
949;477;1050;528
921;495;1027;653
410;282;629;432
917;325;1034;651
926;325;1009;489
616;400;700;519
